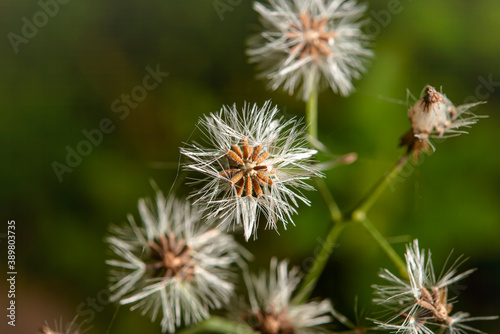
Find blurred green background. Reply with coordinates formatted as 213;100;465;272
1;0;499;333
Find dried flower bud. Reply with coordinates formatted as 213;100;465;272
401;85;486;159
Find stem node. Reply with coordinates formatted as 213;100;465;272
352;210;366;222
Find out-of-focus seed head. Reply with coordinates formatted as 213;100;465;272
247;0;373;100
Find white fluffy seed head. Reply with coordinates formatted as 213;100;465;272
106;191;245;333
233;258;334;333
372;239;496;334
247;0;373;101
181;101;322;241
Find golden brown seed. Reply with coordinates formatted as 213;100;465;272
257;173;273;186
226;150;244;165
252;178;263;196
219;168;239;177
253;165;268;171
236;178;245;197
232;144;244;159
242;139;252;159
251;145;262;161
255;152;270;164
231;171;245;184
300;12;310;30
245;177;253;197
317;42;331;56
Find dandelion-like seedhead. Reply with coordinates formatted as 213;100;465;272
247;0;373;100
106;191;244;333
372;239;497;334
233;258;333;333
401;85;486;159
181;101;321;241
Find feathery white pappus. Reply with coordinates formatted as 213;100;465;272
106;191;245;333
181;101;321;241
247;0;373;101
372;239;498;334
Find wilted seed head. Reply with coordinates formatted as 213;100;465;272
248;0;373;100
401;85;486;160
410;85;453;138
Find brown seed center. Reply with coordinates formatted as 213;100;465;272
220;139;275;197
244;161;257;175
286;12;337;61
244;308;295;334
146;233;195;281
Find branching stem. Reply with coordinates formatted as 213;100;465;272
295;87;410;303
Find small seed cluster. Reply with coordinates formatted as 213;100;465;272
146;233;195;281
286;12;337;61
220;139;275;197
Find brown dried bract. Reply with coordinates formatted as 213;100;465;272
416;286;453;325
399;129;429;161
221;139;275;197
398;286;453;328
147;233;195;281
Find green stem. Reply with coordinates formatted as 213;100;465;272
104;305;120;334
306;84;318;139
177;317;258;334
292;86;345;304
346;153;410;279
293;85;345;304
351;152;410;216
296;153;411;303
357;216;408;279
293;221;346;304
315;178;342;222
305;83;342;222
298;86;410;304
